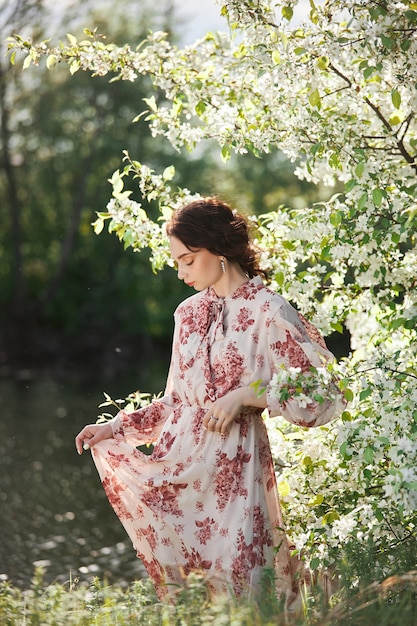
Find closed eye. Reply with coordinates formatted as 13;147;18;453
172;259;193;269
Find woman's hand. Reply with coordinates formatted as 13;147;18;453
75;422;113;455
203;386;267;434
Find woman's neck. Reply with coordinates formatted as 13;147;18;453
211;264;249;298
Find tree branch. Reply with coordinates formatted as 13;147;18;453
364;97;417;171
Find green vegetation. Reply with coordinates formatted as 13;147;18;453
1;562;416;626
1;0;320;377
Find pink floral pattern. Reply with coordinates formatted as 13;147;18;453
91;277;343;599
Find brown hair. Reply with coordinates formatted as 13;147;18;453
166;197;266;279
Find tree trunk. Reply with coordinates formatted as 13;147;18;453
0;64;26;317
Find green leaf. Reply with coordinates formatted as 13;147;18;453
111;175;124;196
92;217;104;235
275;271;284;287
330;211;343;226
317;56;329;70
132;111;148;123
358;193;368;210
391;317;405;330
363;66;374;80
381;35;393;49
308;494;324;506
344;388;354;402
389;115;402;126
377;436;390;445
359;388;372;401
355;161;365;178
282;240;296;251
338;378;350;391
323;510;340;525
269;30;279;44
364;446;374;464
372;188;383;206
46;54;58;69
66;33;77;46
345;179;357;192
143;95;158;112
278;480;290;497
391;89;401;109
405;10;417;21
340;441;352;459
329;152;341;170
195;100;206;117
308;88;321;107
282;6;294;20
172;99;183;115
271;49;281;65
221;145;231;162
23;55;32;70
320;245;332;261
363;468;372;480
235;43;247;59
310;557;320;571
162;165;175;181
69;60;80;75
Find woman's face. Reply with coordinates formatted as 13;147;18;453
169;236;223;292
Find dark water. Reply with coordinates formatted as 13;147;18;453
0;374;163;590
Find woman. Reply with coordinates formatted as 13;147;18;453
75;198;344;602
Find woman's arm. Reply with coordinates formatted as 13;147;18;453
265;306;346;427
203;386;267;434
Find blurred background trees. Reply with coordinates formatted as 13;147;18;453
0;0;324;386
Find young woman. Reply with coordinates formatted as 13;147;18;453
75;197;344;603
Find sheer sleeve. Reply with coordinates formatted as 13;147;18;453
265;303;346;428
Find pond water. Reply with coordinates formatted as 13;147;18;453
0;373;167;590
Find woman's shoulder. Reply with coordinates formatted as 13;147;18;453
239;277;289;309
174;289;210;317
254;281;327;346
241;279;307;327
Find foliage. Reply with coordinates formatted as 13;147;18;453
0;1;318;375
0;1;194;372
7;0;417;581
0;564;417;626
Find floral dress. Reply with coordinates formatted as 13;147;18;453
91;276;344;599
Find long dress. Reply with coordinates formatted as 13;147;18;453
91;276;344;599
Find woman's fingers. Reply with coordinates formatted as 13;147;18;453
75;423;113;455
203;408;230;433
75;427;90;455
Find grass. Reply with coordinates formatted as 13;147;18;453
1;566;417;626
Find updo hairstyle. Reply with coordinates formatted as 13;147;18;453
166;197;265;279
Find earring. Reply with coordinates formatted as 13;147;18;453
220;258;226;274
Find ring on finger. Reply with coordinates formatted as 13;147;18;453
210;416;219;422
